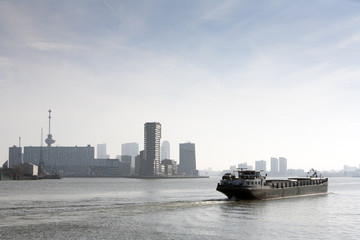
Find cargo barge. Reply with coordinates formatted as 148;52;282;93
216;168;328;200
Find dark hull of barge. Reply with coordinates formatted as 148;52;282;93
216;179;328;200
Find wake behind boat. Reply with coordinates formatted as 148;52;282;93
216;168;328;200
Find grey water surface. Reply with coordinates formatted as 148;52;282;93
1;177;359;239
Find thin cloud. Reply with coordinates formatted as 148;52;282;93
0;57;13;67
25;41;87;52
200;0;240;20
336;32;360;49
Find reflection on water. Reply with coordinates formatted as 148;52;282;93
0;177;359;239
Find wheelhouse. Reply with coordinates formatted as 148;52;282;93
237;170;262;179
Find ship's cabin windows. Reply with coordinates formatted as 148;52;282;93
222;173;234;180
238;170;261;180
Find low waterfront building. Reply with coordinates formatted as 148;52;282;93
134;151;145;176
161;159;177;176
19;163;38;177
89;158;119;176
23;145;95;176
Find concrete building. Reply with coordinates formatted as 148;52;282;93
271;157;279;173
23;145;95;176
144;122;162;176
161;159;177;176
279;157;287;174
178;142;197;176
121;142;139;168
19;163;38;177
135;150;145;176
97;143;109;159
121;155;131;163
119;155;131;176
10;163;39;180
9;145;22;168
238;163;253;170
255;160;267;171
161;141;170;160
89;158;120;177
106;159;120;176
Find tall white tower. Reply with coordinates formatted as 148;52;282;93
271;157;279;173
97;143;108;159
279;157;287;174
161;140;170;160
121;142;139;167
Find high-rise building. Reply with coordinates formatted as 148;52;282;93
97;143;108;159
9;145;22;168
279;157;287;174
121;142;139;168
161;141;170;160
271;157;279;173
144;122;161;176
255;160;267;171
135;150;146;176
178;142;197;176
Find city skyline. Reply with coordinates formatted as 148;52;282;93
2;114;360;172
1;1;360;171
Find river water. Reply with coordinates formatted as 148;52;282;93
0;177;359;239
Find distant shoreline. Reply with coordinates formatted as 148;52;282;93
126;175;210;179
65;175;210;179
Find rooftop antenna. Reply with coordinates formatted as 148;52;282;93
40;127;43;162
19;136;22;164
45;109;55;147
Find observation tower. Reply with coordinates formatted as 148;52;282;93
45;109;56;147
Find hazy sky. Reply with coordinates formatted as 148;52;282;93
1;0;360;171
